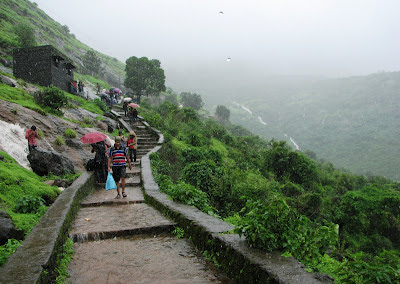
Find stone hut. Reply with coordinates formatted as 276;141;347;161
13;45;76;93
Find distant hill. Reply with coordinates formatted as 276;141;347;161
0;0;125;88
215;72;400;180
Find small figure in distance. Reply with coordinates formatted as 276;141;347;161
123;101;128;117
25;125;39;152
132;108;139;126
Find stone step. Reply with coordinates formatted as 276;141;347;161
69;203;176;242
81;185;144;207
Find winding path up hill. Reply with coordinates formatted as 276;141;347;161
67;108;231;283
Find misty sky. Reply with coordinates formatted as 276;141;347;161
31;0;400;95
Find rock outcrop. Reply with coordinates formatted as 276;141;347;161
0;211;24;245
27;148;75;176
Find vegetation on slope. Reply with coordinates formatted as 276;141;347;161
0;0;125;87
141;98;400;283
225;72;400;181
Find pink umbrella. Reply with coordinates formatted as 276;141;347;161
128;103;140;108
80;132;107;144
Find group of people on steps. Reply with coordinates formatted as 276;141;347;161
91;129;137;199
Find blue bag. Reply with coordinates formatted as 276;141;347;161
106;172;117;190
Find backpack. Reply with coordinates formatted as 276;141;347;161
86;158;96;171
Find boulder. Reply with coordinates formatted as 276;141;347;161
65;139;83;148
54;179;73;188
0;75;16;87
27;148;75;176
0;211;24;245
102;117;118;133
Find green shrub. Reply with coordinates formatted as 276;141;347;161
33;86;68;112
55;136;65;145
155;174;213;213
235;196;338;268
181;160;223;193
11;108;18;114
83;117;91;124
0;239;22;267
14;196;45;213
63;128;76;138
93;98;108;112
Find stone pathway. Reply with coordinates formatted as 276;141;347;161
67;114;232;283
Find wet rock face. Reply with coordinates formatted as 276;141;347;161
0;75;16;87
0;211;24;245
27;148;75;176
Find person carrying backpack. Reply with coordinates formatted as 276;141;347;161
108;136;132;198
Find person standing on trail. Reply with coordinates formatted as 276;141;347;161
127;107;134;126
25;125;39;152
127;130;137;163
123;101;128;117
132;108;139;125
118;130;127;148
108;136;132;199
91;141;107;183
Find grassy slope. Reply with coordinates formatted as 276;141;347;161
0;0;125;83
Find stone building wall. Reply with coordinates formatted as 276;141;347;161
13;45;75;93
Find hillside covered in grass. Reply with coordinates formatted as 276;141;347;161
0;0;125;88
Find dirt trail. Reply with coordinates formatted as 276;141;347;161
67;115;232;283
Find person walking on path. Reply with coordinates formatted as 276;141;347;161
91;141;107;183
127;130;137;163
25;125;39;152
128;107;134;126
108;136;132;199
132;108;139;126
118;130;127;148
123;101;128;117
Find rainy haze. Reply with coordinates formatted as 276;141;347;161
31;0;400;179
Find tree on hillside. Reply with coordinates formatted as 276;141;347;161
180;92;204;110
82;50;102;76
125;56;166;103
14;24;36;47
215;105;230;122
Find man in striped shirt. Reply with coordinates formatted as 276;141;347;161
108;136;132;198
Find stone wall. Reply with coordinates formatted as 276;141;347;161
13;45;74;93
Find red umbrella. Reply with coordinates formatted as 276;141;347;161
80;132;107;144
128;103;140;108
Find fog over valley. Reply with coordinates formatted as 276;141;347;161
31;0;400;180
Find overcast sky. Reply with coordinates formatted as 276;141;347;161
31;0;400;96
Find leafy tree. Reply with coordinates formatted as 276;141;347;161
82;50;102;76
125;56;166;103
215;105;230;121
14;24;36;47
180;92;204;110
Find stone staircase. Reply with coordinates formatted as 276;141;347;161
66;112;230;283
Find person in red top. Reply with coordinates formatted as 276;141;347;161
127;130;137;162
25;125;39;152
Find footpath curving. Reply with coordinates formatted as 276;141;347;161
0;108;333;283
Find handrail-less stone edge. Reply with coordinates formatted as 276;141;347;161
0;172;96;283
140;132;333;283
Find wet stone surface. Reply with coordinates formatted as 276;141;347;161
81;186;144;206
70;203;174;235
68;234;232;283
